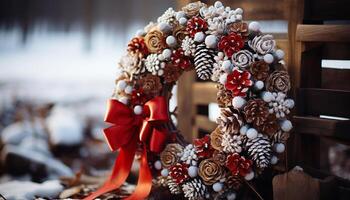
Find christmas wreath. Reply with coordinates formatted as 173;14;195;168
86;1;294;200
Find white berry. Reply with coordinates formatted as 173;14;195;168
235;8;243;14
274;143;285;153
275;49;285;60
249;21;260;32
263;53;274;64
179;17;187;25
244;171;255;181
124;85;133;94
194;32;205;42
222;60;232;72
227;192;237;200
232;96;246;109
154;160;162;170
161;168;169;176
236;14;242;21
246;128;258;139
270;156;278;165
117;80;127;91
136;29;146;37
213;182;223;192
166;35;177;47
158;22;171;32
188;166;198;178
176;11;186;20
254;80;264;90
240;125;249;135
219;73;228;84
280;120;293;132
162;49;172;59
214;1;223;8
205;35;218;48
133;105;143;115
262;91;273;102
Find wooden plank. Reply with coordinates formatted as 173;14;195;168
322;43;350;60
299;44;322;88
192;82;217;104
195;115;217;132
298;88;350;118
322;68;350;91
304;0;350;21
296;25;350;42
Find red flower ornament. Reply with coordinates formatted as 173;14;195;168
225;69;253;97
226;153;252;177
186;17;208;37
171;49;192;70
194;135;214;159
169;163;190;184
218;33;244;57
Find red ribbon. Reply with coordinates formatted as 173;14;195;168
84;96;169;200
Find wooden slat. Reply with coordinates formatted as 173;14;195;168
298;88;350;118
322;68;350;90
195;115;217;132
192;82;217;104
293;116;350;141
304;0;350;21
322;43;350;60
296;25;350;42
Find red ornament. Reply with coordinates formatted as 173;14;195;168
226;153;252;177
171;49;192;70
169;163;189;184
194;135;214;159
130;88;148;106
127;37;149;57
186;17;208;37
225;69;253;97
218;33;244;57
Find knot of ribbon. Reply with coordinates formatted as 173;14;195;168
85;96;169;200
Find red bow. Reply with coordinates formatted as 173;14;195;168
85;96;169;200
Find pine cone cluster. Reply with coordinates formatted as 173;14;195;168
246;134;272;169
194;44;215;80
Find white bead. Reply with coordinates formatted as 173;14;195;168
188;166;198;177
154;160;162;170
235;8;243;14
158;54;165;61
133;105;143;115
240;125;249;135
162;49;172;59
222;60;232;72
236;14;242;21
176;11;186;20
227;192;237;200
117;80;127;91
219;73;228;84
213;182;223;192
244;171;255;181
232;96;246;109
270;156;278;165
194;32;205;43
249;21;260;32
263;53;274;64
214;1;223;8
166;36;177;47
254;80;264;90
280;120;293;132
285;99;295;109
262;91;273;102
246;128;258;139
275;49;285;60
124;85;133;94
179;17;187;25
274;143;285;153
161;168;169;176
205;35;218;48
119;97;129;105
136;29;146;37
158;22;171;32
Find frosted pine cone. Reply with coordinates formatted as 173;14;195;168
221;132;243;153
182;1;207;17
207;17;226;35
246;134;272;169
216;108;243;135
145;54;165;76
271;131;290;146
167;177;182;194
180;144;198;166
194;44;216;80
181;36;196;56
266;71;291;93
182;178;207;200
243;99;269;127
119;53;145;77
232;50;254;69
217;85;233;107
157;7;177;26
248;34;276;55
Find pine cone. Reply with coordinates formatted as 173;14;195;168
225;174;243;190
212;150;227;166
171;48;192;71
266;70;291;93
186;16;208;37
127;37;149;57
231;50;254;69
243;99;269;127
144;29;166;53
248;34;276;55
173;24;189;45
221;133;243;154
246;134;272;169
181;36;196;56
271;131;290;146
180;144;198;166
216;85;233;107
160;143;184;168
226;153;252;177
194;135;214;159
257;114;279;136
194;44;215;80
182;1;207;17
182;178;207;200
210;128;223;151
137;74;162;96
225;69;253;97
163;64;183;83
119;53;145;78
216;108;243;135
218;33;244;57
198;158;224;185
226;22;249;37
167;176;182;194
250;61;270;81
169;163;189;184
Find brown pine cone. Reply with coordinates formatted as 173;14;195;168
163;64;183;83
216;85;233;107
226;22;249;37
250;61;270;81
212;150;227;166
216;108;243;135
160;143;184;168
182;1;207;17
271;130;290;146
225;174;243;190
257;114;279;136
137;74;162;96
173;24;189;45
210;128;223;151
243;99;269;127
266;70;291;93
144;29;166;53
198;159;224;185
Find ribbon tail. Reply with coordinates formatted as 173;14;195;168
125;146;153;200
83;135;138;200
